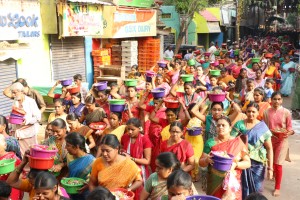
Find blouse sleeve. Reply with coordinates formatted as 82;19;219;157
186;142;194;158
285;109;293;132
203;138;215;154
90;158;102;178
144;173;155;193
143;136;153;149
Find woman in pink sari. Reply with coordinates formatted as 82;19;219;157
0;135;23;200
121;118;152;200
263;92;294;197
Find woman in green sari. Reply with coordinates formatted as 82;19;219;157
65;132;95;200
199;116;250;200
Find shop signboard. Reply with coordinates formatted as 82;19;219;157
113;0;154;8
102;6;156;38
0;1;42;40
62;3;103;37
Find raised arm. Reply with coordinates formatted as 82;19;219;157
191;95;207;123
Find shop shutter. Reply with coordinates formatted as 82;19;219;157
0;59;17;116
50;35;86;81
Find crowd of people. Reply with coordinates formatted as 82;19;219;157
0;35;299;200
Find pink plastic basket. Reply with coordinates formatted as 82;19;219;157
208;93;226;102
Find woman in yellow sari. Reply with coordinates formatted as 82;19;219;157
89;134;142;200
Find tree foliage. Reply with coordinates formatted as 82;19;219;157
163;0;221;53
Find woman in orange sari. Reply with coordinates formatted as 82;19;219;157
242;87;271;120
89;134;142;199
199;117;250;200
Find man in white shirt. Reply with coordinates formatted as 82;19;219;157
10;82;41;156
208;41;217;61
164;46;174;59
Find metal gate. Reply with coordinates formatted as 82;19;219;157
50;35;86;81
0;59;17;116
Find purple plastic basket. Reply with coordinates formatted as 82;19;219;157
110;104;125;112
151;88;165;98
186;195;221;200
146;75;152;82
212;153;234;171
248;53;255;58
61;79;72;87
157;61;168;68
187;127;202;136
208;93;226;102
10;113;24;119
95;82;108;91
246;48;252;53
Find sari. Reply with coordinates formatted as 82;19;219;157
121;133;152;200
121;133;152;181
185;117;204;180
177;92;201;120
68;154;95;179
280;61;296;96
0;152;23;200
148;108;166;171
205;115;218;142
204;137;247;200
231;120;272;198
122;100;140;124
144;173;167;200
5;135;21;159
43;136;68;180
84;108;107;126
103;125;126;142
73;125;93;138
67;154;95;200
160;140;194;164
90;157;142;199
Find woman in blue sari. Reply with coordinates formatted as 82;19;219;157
65;132;95;200
280;55;296;97
231;102;273;199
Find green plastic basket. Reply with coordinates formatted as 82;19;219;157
164;57;172;61
61;177;85;194
234;49;240;56
0;159;16;175
108;99;126;105
187;59;196;66
180;74;194;82
214;51;220;56
209;70;221;76
124;79;138;87
252;58;260;63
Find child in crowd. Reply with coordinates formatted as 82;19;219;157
240;79;255;104
264;78;275;103
207;75;219;91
